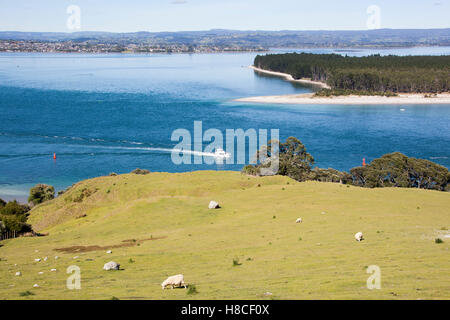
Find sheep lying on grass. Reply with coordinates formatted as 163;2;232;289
161;274;187;290
103;261;120;271
209;201;220;209
355;232;364;242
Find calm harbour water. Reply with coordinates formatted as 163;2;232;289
1;47;450;201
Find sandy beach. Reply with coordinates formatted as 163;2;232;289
250;66;331;89
244;66;450;105
235;93;450;105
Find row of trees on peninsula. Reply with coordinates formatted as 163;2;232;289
243;137;450;192
254;53;450;93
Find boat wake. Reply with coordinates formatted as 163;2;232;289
66;144;230;158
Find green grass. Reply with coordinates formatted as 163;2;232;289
187;284;198;295
19;290;35;297
0;171;449;300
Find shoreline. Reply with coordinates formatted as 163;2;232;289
250;66;331;89
235;92;450;105
246;66;450;105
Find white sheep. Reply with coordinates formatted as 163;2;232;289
209;201;220;209
161;274;187;290
355;232;364;242
296;218;302;223
103;261;120;271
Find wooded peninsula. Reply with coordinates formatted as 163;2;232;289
254;53;450;94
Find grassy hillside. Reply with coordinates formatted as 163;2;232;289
0;171;449;300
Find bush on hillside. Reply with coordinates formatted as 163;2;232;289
242;164;261;176
28;184;55;206
243;137;450;192
0;214;31;233
0;200;31;233
307;167;352;184
0;198;6;208
131;168;150;175
19;291;35;297
0;200;29;216
187;284;198;295
72;187;98;203
232;257;242;266
276;137;315;181
243;137;315;181
350;152;450;191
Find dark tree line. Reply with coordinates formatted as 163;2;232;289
254;53;450;93
243;137;450;192
350;152;450;190
0;200;31;233
0;184;56;235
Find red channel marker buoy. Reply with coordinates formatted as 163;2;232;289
53;153;56;160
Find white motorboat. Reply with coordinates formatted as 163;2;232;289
214;148;231;159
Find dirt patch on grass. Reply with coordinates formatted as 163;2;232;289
54;236;167;253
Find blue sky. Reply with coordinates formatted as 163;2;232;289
0;0;448;32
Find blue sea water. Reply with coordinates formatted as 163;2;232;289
1;48;450;201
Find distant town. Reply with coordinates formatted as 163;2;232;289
0;40;266;53
0;29;449;54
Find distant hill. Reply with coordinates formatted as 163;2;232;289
1;28;449;47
